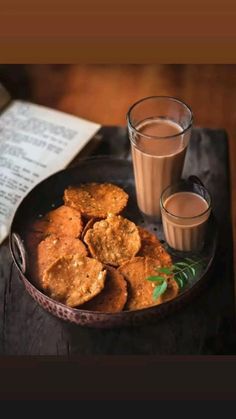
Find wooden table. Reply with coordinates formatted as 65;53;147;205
0;127;235;355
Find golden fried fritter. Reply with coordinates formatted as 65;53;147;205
26;181;178;312
118;257;178;310
29;205;83;240
42;255;106;307
84;214;141;266
81;266;128;312
63;183;128;219
32;234;87;286
138;227;172;266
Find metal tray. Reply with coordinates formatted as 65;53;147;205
9;156;217;328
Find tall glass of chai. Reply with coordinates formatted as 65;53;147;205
127;96;193;221
160;179;212;252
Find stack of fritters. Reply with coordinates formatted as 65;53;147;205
25;182;178;312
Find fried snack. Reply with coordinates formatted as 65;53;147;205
81;218;97;241
81;266;128;312
42;255;106;307
84;214;141;266
63;183;128;219
32;234;87;285
138;227;172;267
29;205;83;240
118;257;178;310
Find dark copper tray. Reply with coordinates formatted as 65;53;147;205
9;156;217;328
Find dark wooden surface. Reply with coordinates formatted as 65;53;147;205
0;127;235;355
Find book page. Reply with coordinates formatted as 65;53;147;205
0;100;101;244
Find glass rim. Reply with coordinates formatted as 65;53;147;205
160;179;212;220
126;95;193;140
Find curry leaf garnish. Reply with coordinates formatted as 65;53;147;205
153;281;168;300
146;257;205;301
155;267;173;275
146;276;166;283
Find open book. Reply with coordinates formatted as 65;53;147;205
0;84;101;245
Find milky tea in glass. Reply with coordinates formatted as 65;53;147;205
127;96;192;220
160;180;211;252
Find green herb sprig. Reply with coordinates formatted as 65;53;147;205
146;257;204;300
